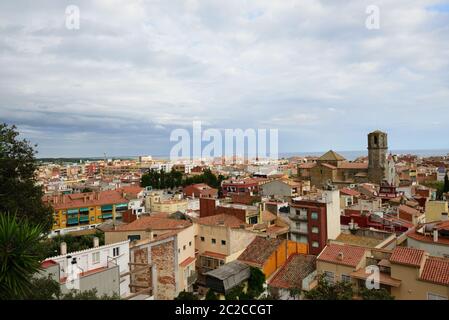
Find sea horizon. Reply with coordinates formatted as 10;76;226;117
37;148;449;162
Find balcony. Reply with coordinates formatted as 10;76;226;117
289;213;308;221
187;271;198;286
291;226;309;234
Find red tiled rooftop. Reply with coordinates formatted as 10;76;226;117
389;247;424;267
113;216;191;232
196;213;249;228
420;257;449;286
238;237;283;267
41;260;58;269
340;188;361;197
298;163;317;169
317;243;366;268
201;251;227;260
398;204;421;217
338;162;369;170
269;254;316;289
45;190;128;210
180;256;196;268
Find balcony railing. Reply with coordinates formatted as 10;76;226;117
188;271;198;286
289;213;308;221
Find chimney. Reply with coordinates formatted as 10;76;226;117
60;242;67;255
441;212;448;222
338;252;344;261
433;229;439;243
93;237;99;248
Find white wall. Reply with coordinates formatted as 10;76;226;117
324;190;341;240
45;240;130;297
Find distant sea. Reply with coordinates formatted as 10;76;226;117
38;149;449;162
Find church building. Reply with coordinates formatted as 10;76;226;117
298;131;396;187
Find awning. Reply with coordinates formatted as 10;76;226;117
350;269;401;287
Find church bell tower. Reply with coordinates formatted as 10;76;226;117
368;130;388;184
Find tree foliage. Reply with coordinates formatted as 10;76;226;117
39;231;105;259
247;267;265;298
0;214;46;299
303;274;353;300
205;289;219;300
359;287;395;300
444;174;449;194
141;168;225;190
0;123;53;232
175;290;198;300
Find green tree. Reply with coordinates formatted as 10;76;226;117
247;267;265;298
224;284;245;300
26;276;61;300
288;287;302;300
61;288;120;300
444;174;449;194
0;123;53;231
0;214;46;299
205;289;219;300
175;290;198;300
303;274;353;300
360;287;395;300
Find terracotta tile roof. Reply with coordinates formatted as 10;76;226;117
45;190;128;210
41;260;58;269
389;247;424;267
269;254;316;289
266;225;289;235
321;163;337;169
407;229;449;246
196;214;249;228
298;163;317;169
201;251;227;260
180;256;196;268
318;150;346;161
262;210;277;222
238;237;284;267
340;188;361;197
398;205;421;217
118;186;144;199
420;257;449;286
350;269;401;287
317;243;366;268
339;162;369;170
114;216;191;232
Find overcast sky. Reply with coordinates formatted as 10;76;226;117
0;0;448;157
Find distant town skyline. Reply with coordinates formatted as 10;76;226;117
1;1;449;157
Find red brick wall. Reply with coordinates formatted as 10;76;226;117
199;198;217;217
151;240;176;300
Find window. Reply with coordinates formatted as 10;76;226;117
312;227;319;234
113;247;120;257
183;245;186;250
90;217;95;221
427;293;448;300
341;274;351;283
128;235;141;241
200;237;205;242
211;238;216;244
92;252;100;264
324;271;334;284
221;240;226;245
311;212;318;220
189;241;192;247
312;241;319;248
